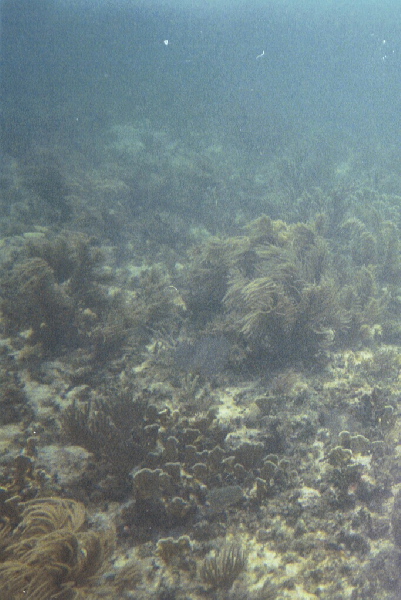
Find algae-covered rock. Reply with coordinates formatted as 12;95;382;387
37;444;92;489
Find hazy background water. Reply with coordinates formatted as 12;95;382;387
2;0;401;161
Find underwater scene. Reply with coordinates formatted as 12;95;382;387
3;0;401;598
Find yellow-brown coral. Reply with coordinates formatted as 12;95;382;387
0;497;115;600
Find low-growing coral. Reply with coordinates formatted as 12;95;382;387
157;535;191;563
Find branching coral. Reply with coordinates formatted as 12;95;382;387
0;231;134;363
23;156;72;223
0;256;75;351
341;214;401;285
18;497;86;537
0;232;107;356
182;214;397;365
0;497;115;600
25;231;103;296
200;543;247;589
183;238;236;320
60;392;152;483
222;220;346;362
0;349;29;425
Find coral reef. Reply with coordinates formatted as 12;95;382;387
3;116;401;600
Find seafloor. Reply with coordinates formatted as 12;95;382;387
1;123;401;600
